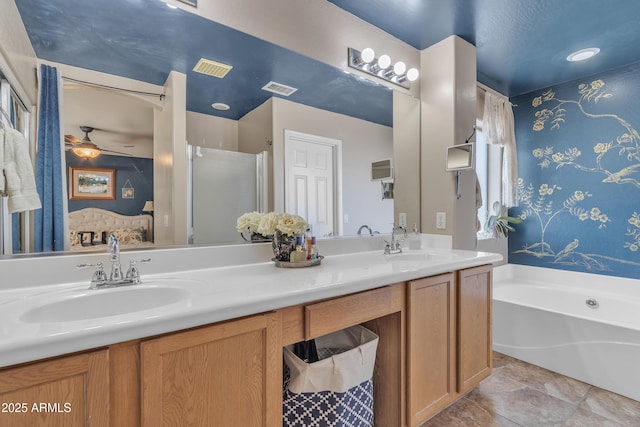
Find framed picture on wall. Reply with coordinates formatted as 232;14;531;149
121;179;135;199
69;167;116;200
122;187;135;199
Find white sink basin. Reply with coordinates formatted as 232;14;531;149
383;250;459;263
384;253;431;262
20;286;190;323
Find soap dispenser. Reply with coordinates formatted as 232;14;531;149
409;224;422;249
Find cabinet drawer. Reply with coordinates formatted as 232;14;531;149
305;283;402;339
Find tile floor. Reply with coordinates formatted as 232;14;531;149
421;352;640;427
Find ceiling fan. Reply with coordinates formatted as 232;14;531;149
64;126;133;158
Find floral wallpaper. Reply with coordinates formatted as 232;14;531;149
509;63;640;279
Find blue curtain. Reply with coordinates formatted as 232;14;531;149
34;64;65;252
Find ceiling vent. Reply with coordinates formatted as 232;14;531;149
262;81;298;96
193;58;233;78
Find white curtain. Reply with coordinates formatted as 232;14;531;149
483;92;518;207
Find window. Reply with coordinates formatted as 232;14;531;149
475;119;504;240
1;73;31;254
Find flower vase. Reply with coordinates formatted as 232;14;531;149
240;231;273;243
250;232;272;243
272;230;297;262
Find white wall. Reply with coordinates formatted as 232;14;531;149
270;97;393;235
420;36;477;250
153;71;188;245
0;0;37;105
238;99;274;154
186;111;238;151
63;87;155;158
238;99;274;211
393;91;421;231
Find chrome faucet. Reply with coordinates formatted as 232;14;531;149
384;225;407;254
357;225;373;236
108;233;123;282
78;233;150;289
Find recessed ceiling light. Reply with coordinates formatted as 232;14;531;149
164;2;178;9
211;102;230;111
567;47;600;62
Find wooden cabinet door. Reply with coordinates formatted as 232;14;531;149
0;350;109;427
141;313;280;427
457;264;493;393
407;272;456;427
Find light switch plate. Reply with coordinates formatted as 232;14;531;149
398;213;407;228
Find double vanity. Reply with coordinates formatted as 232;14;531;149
0;235;501;426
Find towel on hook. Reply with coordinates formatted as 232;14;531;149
1;127;42;213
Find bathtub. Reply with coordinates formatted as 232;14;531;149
493;264;640;402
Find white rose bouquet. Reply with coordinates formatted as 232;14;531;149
236;212;308;237
235;211;262;234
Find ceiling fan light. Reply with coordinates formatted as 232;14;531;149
71;143;101;159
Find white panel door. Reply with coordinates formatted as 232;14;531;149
284;131;339;237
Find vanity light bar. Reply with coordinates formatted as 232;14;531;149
348;48;419;89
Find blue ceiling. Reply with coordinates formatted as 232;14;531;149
14;0;393;126
329;0;640;96
14;0;640;127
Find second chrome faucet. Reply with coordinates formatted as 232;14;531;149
79;233;150;289
384;225;407;254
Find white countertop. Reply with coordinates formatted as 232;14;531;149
0;245;501;368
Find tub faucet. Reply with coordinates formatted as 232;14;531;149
357;225;373;236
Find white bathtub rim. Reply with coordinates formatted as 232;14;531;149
493;264;640;334
494;264;640;295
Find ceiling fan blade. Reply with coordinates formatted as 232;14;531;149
100;148;133;156
101;143;136;148
65;134;82;144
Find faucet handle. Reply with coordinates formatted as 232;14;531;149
126;258;151;284
77;262;107;288
126;261;140;284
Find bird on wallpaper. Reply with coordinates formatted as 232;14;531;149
555;239;579;261
602;163;640;185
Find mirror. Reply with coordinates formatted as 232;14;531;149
371;159;393;181
445;144;475;171
6;2;405;255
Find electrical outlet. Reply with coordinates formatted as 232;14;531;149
343;213;349;224
398;213;407;228
436;212;446;229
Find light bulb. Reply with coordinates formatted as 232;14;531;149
406;68;419;82
393;61;406;75
377;54;391;70
361;48;375;64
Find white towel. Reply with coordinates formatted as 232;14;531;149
1;127;42;213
